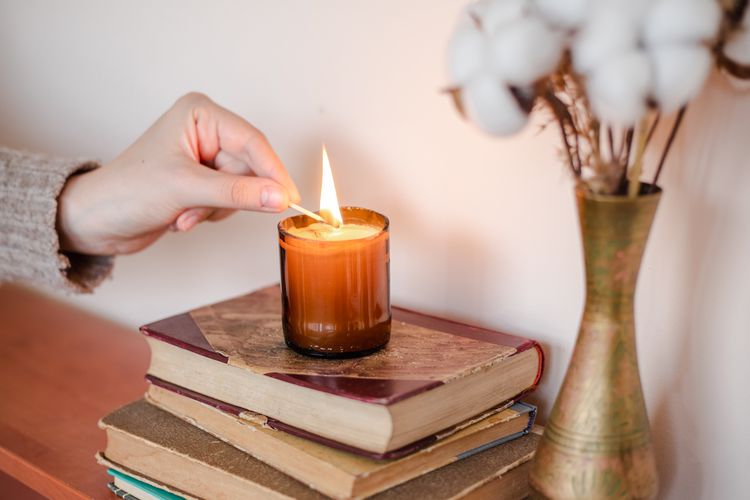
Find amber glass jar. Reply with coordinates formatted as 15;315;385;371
278;207;390;358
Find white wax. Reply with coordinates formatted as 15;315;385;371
286;222;380;241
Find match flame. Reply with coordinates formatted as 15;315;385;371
319;145;343;227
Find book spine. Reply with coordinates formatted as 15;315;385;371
107;483;139;500
456;402;537;461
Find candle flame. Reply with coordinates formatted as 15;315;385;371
319;145;343;227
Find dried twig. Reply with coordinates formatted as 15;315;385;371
559;122;578;177
717;52;750;79
628;116;651;198
650;106;687;192
645;114;661;147
616;128;634;194
573;126;583;174
623;127;634;165
542;88;582;176
591;119;601;169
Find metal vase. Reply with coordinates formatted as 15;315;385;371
529;186;660;499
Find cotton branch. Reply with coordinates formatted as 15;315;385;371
650;106;687;192
542;89;582;177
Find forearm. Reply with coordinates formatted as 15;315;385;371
0;147;113;293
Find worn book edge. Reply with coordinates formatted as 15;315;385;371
140;285;545;406
146;375;535;460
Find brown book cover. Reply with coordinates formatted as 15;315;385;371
146;382;536;498
97;400;541;500
141;285;544;455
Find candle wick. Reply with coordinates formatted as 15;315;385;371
319;209;342;229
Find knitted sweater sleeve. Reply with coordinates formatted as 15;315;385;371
0;147;114;293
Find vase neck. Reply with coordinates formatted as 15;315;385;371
577;190;661;306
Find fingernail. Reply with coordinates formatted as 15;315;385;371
178;214;198;231
261;186;285;210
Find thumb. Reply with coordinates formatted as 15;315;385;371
182;167;290;212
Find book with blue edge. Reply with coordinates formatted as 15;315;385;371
98;400;542;500
98;285;545;498
145;381;537;498
107;468;182;500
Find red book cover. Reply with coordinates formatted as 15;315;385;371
140;285;544;455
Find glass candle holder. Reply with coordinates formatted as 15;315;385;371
278;207;390;358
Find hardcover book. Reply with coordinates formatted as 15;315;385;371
141;285;544;455
146;382;536;499
98;400;541;500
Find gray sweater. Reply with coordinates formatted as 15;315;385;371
0;147;113;292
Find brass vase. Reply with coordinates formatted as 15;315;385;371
529;185;660;499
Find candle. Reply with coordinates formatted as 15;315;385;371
277;148;390;357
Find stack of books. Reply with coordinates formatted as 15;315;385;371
97;285;544;499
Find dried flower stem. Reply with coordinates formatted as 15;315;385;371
572;124;582;172
591;119;601;169
717;52;750;79
650;106;687;192
645;114;661;147
613;128;632;194
613;128;626;166
628;116;651;198
542;88;582;177
715;0;750;79
620;113;660;194
622;127;634;165
557;118;579;177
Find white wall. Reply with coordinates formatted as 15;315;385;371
1;1;748;497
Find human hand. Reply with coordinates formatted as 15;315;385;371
56;93;300;255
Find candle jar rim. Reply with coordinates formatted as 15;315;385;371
278;206;389;243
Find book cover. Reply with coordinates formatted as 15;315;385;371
98;400;541;500
146;381;536;498
146;376;537;459
141;285;544;454
108;468;182;500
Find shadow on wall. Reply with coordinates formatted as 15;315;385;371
649;72;750;498
651;185;713;498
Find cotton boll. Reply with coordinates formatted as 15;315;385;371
489;16;564;85
587;50;652;126
481;0;528;32
532;0;589;29
572;4;641;75
642;0;721;45
462;73;529;135
466;0;495;22
650;44;711;113
616;0;653;20
721;26;750;90
447;24;490;85
723;26;750;66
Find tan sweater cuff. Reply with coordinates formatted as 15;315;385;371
0;147;114;293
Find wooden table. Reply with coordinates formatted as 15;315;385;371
0;284;149;499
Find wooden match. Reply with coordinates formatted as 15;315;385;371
289;203;329;225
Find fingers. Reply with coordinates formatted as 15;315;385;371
184;94;301;204
173;151;250;230
174;208;213;232
181;166;291;213
173;207;236;232
172;146;280;231
214;150;251;176
207;208;235;222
